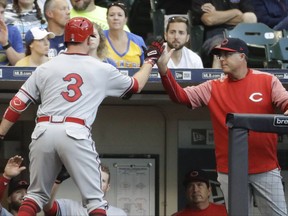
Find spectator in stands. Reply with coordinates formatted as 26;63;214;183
89;22;116;66
164;16;203;68
38;0;71;14
253;0;288;31
4;0;47;45
43;164;127;216
172;169;227;216
0;155;28;216
104;1;146;68
70;0;129;31
0;0;24;66
44;0;70;58
191;0;257;68
15;27;55;66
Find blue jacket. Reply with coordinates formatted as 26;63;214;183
253;0;288;28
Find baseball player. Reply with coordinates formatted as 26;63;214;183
43;165;127;216
0;155;27;216
0;17;164;216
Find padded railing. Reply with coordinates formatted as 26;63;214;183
226;113;288;216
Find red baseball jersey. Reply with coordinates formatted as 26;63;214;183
172;203;227;216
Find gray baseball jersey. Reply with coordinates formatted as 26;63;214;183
20;54;133;127
17;53;135;213
55;199;127;216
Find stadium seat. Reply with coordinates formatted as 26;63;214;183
266;37;288;69
224;23;282;68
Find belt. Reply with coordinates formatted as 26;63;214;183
37;116;85;126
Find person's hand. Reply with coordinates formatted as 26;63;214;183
55;165;70;184
0;19;9;47
156;48;175;76
3;155;26;179
143;37;165;67
201;3;216;13
284;109;288;115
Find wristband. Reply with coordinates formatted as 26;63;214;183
2;41;11;50
144;59;155;67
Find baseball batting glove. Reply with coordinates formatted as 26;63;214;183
55;165;70;184
143;37;165;67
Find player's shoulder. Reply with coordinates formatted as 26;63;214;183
250;69;273;76
249;69;277;82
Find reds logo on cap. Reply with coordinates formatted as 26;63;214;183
221;39;229;46
190;171;199;177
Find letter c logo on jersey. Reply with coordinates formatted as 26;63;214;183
249;92;263;102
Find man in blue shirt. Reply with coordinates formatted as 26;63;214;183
44;0;70;58
0;0;24;65
253;0;288;31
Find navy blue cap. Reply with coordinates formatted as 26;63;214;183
211;38;249;56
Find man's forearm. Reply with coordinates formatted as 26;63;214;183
6;49;25;66
133;63;153;93
0;118;15;137
201;9;242;26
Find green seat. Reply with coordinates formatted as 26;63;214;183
266;37;288;69
224;23;282;68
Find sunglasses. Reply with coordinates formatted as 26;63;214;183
168;16;189;25
107;2;128;16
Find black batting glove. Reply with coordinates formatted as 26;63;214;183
55;165;70;184
143;37;164;67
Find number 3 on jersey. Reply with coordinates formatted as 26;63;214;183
61;73;83;102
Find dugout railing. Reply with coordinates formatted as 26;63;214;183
226;113;288;216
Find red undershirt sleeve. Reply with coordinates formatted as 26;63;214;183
160;69;191;106
0;176;10;201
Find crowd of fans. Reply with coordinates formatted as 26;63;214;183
0;0;287;68
1;1;288;216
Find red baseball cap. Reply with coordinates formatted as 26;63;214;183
211;38;249;56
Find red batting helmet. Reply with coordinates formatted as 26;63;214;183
64;17;93;43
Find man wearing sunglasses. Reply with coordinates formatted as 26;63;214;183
157;37;288;215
